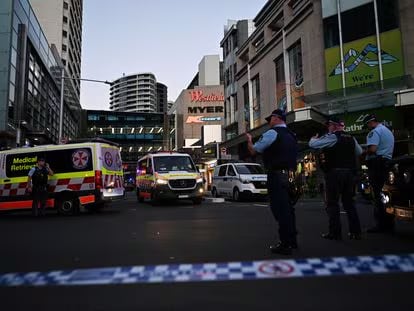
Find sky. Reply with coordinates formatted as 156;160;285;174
80;0;267;110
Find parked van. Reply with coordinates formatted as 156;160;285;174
211;162;267;201
136;152;204;204
0;138;124;215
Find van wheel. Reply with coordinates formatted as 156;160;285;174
57;196;79;215
192;198;202;205
233;188;241;202
137;189;144;203
211;187;218;198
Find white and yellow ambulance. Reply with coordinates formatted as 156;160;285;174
136;152;204;205
0;139;124;215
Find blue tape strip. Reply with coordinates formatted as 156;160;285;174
1;253;413;287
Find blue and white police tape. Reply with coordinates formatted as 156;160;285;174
1;253;413;287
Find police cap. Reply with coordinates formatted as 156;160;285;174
265;109;286;122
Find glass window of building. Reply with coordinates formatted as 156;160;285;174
251;75;261;127
289;41;303;88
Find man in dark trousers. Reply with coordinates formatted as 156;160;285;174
309;117;362;240
26;157;54;216
363;114;395;233
246;109;298;255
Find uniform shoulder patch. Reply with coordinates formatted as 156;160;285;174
368;132;374;138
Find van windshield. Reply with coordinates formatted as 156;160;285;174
235;164;265;175
154;156;197;173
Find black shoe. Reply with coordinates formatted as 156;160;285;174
348;233;362;240
269;242;293;255
321;232;342;240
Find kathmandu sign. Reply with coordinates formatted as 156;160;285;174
189;91;224;102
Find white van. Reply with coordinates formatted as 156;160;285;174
211;162;267;201
136;152;204;204
0;139;124;215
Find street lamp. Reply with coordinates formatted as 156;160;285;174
58;68;112;143
16;120;27;147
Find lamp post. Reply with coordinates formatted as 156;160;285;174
58;69;112;143
16;120;27;147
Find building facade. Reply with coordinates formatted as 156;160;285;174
220;19;255;141
221;0;414;160
156;82;168;113
109;73;159;113
170;55;225;150
83;110;166;164
30;0;83;99
0;0;81;148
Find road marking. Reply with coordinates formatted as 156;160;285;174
1;253;413;287
254;204;268;207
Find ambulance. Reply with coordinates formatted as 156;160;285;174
136;152;204;205
0;139;124;215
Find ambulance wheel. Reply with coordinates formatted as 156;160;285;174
57;195;79;216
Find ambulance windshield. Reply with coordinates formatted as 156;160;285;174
154;156;196;173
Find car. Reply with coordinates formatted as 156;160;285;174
381;155;414;221
211;162;267;201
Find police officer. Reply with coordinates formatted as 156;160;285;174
246;109;298;255
26;157;54;216
309;117;362;240
363;114;395;233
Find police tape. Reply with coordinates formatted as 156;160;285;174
1;253;413;287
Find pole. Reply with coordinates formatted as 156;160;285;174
58;68;65;143
16;122;21;147
337;0;346;95
282;29;292;112
373;0;384;89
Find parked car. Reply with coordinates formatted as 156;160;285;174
211;162;267;201
382;155;414;221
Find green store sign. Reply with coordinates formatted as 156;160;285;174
337;107;403;133
325;29;405;91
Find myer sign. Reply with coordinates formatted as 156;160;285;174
338;107;402;133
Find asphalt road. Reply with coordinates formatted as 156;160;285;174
0;192;413;310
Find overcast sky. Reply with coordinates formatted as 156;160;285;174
80;0;267;110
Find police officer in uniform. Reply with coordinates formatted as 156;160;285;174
363;114;395;233
246;109;298;255
26;157;54;216
309;117;362;240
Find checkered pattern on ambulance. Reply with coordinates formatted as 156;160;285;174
0;177;96;197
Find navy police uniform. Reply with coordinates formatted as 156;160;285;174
309;118;362;239
364;115;395;232
254;110;298;252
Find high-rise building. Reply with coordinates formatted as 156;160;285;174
156;82;168;113
30;0;83;98
0;0;81;148
109;73;157;113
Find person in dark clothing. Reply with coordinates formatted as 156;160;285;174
363;114;395;233
246;109;298;255
26;157;54;216
309;117;363;240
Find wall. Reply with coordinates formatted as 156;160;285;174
0;0;12;131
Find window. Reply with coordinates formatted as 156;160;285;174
253;33;264;52
251;75;261;127
63;30;68;37
218;165;227;177
275;55;287;110
243;83;250;131
289;42;303;88
227;165;236;177
63;16;68;23
63;2;69;9
62;44;67;52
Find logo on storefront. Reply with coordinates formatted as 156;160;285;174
189;90;225;102
330;44;398;76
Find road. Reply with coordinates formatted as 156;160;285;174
0;192;413;310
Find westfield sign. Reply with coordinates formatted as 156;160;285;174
189;90;224;102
